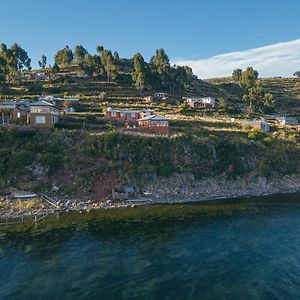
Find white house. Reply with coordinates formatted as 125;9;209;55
186;97;215;108
154;92;168;100
276;116;298;126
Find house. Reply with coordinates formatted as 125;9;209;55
138;115;169;132
107;108;153;124
40;96;80;112
28;101;60;127
140;109;153;119
154;92;168;100
0;102;16;111
0;101;31;123
276;116;298;126
241;121;270;132
186;97;216;108
144;95;154;103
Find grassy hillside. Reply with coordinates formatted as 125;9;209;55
205;76;300;115
2;67;300;197
1;123;300;198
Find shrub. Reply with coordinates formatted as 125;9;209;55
248;129;262;140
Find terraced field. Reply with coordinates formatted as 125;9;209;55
206;77;300;115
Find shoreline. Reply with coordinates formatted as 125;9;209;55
1;183;300;223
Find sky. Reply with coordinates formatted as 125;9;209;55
1;0;300;78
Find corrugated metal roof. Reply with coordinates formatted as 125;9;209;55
241;121;268;125
30;100;55;107
138;115;169;121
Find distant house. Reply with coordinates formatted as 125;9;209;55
40;96;80;112
186;97;215;108
144;95;154;103
28;101;60;127
276;116;298;126
241;121;270;132
138;115;169;132
107;108;153;124
154;92;168;100
0;102;16;111
0;101;31;123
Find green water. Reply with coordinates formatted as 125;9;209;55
2;195;300;299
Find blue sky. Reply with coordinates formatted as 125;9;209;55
1;0;300;77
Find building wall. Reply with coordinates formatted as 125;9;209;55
138;120;169;132
107;111;142;123
29;113;58;127
107;111;121;119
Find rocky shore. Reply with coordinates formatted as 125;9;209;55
0;198;131;221
144;174;300;203
1;173;300;222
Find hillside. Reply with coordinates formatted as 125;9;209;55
205;76;300;115
4;66;300;116
1;126;300;199
2;66;300;199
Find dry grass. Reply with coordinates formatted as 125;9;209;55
0;199;42;211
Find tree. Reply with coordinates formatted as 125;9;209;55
113;51;120;61
96;45;104;54
150;48;171;90
240;67;259;89
217;97;230;109
93;55;103;77
74;45;88;63
38;54;47;69
101;49;118;82
10;43;31;72
294;71;300;78
167;65;189;95
232;69;242;82
0;56;7;87
150;48;170;74
79;54;96;77
51;62;60;73
132;53;147;90
54;46;74;65
242;85;274;112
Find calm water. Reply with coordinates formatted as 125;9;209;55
2;196;300;299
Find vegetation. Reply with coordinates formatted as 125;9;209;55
1;42;300;199
38;54;47;69
54;46;74;66
1;121;300;197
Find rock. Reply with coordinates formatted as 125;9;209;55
52;185;59;192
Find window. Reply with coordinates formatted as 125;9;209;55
35;116;46;124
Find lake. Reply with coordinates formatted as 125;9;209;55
1;194;300;299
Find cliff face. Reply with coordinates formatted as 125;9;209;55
1;128;300;199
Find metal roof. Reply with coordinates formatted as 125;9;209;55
30;100;55;107
241;121;268;125
138;115;169;121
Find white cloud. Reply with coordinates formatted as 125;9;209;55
175;39;300;79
